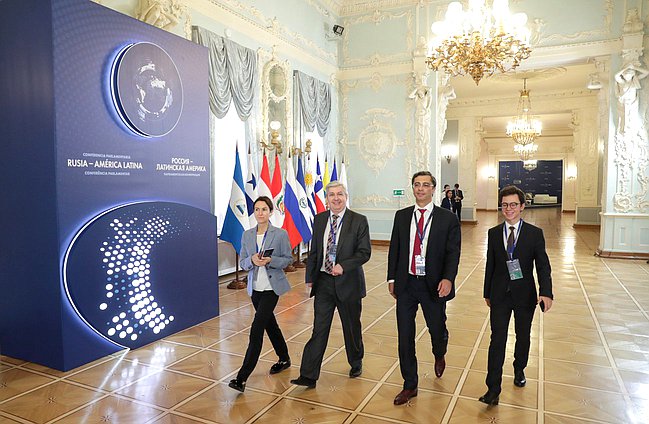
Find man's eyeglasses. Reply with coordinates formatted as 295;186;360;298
500;202;520;209
413;182;433;188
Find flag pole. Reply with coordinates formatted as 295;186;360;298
227;253;247;289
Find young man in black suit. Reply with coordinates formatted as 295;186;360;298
291;181;371;388
387;171;461;405
479;185;553;406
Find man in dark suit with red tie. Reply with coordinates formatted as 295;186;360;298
479;185;553;406
291;181;371;388
387;171;461;405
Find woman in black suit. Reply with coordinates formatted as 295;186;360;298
440;189;455;213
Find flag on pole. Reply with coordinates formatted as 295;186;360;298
258;152;272;200
339;157;349;207
270;154;285;227
304;154;317;220
220;147;249;253
244;147;258;227
313;155;326;213
283;157;310;247
323;154;330;188
331;158;338;182
296;156;314;238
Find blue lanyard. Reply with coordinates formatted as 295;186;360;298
413;208;433;247
329;214;344;244
503;220;522;260
255;227;269;253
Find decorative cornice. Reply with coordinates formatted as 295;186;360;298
203;0;336;64
339;0;441;17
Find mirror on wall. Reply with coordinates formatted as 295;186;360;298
260;57;292;156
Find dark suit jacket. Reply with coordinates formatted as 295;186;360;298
306;209;371;301
387;205;461;301
440;197;454;212
483;221;553;308
453;189;464;206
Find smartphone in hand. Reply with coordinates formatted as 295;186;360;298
539;300;545;312
261;248;274;258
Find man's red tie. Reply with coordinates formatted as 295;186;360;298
411;208;426;274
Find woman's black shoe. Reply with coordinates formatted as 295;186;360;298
269;360;291;374
228;379;245;392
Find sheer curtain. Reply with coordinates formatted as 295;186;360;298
211;105;246;234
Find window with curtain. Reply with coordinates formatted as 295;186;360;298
211;105;247;234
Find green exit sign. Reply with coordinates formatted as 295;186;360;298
393;189;405;197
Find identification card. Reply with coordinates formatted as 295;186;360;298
415;254;426;276
506;259;523;280
328;243;337;263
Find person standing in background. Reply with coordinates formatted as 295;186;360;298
453;183;463;221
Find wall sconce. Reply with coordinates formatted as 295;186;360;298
441;144;458;164
261;120;283;154
483;166;496;180
566;167;577;180
292;139;312;156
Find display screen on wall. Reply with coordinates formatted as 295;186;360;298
499;160;563;202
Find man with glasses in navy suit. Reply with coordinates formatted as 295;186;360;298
479;185;553;406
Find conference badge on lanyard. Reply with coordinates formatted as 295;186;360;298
505;222;523;280
415;253;426;276
507;259;523;280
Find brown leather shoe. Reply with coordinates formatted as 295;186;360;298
393;388;418;405
434;356;446;378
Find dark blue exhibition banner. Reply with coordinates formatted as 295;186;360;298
499;160;564;202
0;0;218;370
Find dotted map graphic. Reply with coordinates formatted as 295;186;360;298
64;202;217;349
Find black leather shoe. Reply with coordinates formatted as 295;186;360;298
349;365;362;378
228;379;245;393
290;376;316;388
478;390;499;405
514;369;526;387
269;360;291;375
434;356;446;378
394;388;418;405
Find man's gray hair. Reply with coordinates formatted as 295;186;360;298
325;180;348;196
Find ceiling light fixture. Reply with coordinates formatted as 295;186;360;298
506;78;542;145
426;0;532;85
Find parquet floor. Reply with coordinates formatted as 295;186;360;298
2;209;648;423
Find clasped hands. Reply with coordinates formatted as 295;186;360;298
251;253;271;267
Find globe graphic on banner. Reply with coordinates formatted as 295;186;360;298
111;42;183;137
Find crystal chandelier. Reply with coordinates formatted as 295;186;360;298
522;159;537;171
506;78;542;145
426;0;532;85
514;142;538;160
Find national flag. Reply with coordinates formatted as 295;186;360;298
220;147;249;253
304;154;317;220
339;157;349;207
282;157;309;248
270;154;285;227
331;158;338;182
323;155;330;188
244;147;258;227
296;156;313;240
258;153;272;200
313;155;326;213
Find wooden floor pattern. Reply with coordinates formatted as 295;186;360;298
2;209;649;423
